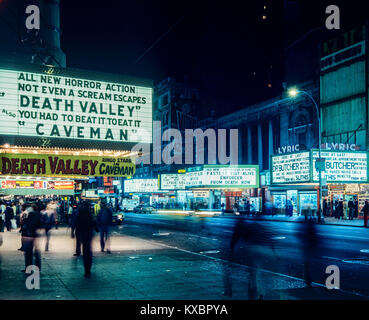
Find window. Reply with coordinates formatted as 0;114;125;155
162;94;168;106
298;132;307;146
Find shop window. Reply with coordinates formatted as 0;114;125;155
299;192;317;216
298;131;307;146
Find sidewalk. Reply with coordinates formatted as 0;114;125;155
0;228;363;300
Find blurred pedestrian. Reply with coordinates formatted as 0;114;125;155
361;200;369;227
97;199;113;253
94;199;101;217
76;201;97;278
42;203;56;252
67;203;73;226
4;203;14;231
221;202;225;215
331;199;335;218
0;232;2;280
0;204;4;232
70;204;78;236
0;202;6;217
343;199;348;220
338;199;344;220
18;204;29;251
245;199;251;216
233;201;239;215
298;219;320;288
286;199;293;217
354;198;359;218
71;203;81;256
323;199;328;217
11;202;18;226
230;217;276;299
21;204;42;272
348;198;355;220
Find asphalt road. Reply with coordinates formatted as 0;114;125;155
119;212;369;298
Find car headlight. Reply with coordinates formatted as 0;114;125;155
117;214;123;219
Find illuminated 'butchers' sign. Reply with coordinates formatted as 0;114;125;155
312;150;368;182
271;152;310;183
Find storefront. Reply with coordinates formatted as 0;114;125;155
270;149;369;217
185;165;260;212
123;178;170;205
158;173;188;209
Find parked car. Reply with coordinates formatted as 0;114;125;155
133;205;156;214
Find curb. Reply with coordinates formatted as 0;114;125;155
128;211;368;228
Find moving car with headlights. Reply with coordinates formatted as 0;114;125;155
133;205;156;214
112;211;125;224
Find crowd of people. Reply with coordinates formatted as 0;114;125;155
0;197;114;279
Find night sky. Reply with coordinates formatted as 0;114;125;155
59;0;369;119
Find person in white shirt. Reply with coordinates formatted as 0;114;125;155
0;202;5;232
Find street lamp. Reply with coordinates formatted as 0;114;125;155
288;87;324;222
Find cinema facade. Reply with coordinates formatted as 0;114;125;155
0;62;153;199
123;165;260;213
270;148;369;216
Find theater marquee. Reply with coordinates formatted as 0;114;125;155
0;153;135;178
0;65;153;148
271;150;369;184
312;150;368;183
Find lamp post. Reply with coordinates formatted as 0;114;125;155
288;88;323;222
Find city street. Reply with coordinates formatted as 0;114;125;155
1;213;369;300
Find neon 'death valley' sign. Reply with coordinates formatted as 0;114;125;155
0;66;152;145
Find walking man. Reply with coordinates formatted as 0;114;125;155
22;204;42;272
97;199;113;254
4;203;14;232
0;204;4;232
362;200;369;227
42;203;55;252
76;201;96;278
348;198;355;220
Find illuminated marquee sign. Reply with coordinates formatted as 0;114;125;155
159;174;185;190
0;153;135;178
0;67;152;144
271;152;310;183
1;180;74;190
186;165;259;188
193;190;210;198
312;150;368;182
124;179;158;193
